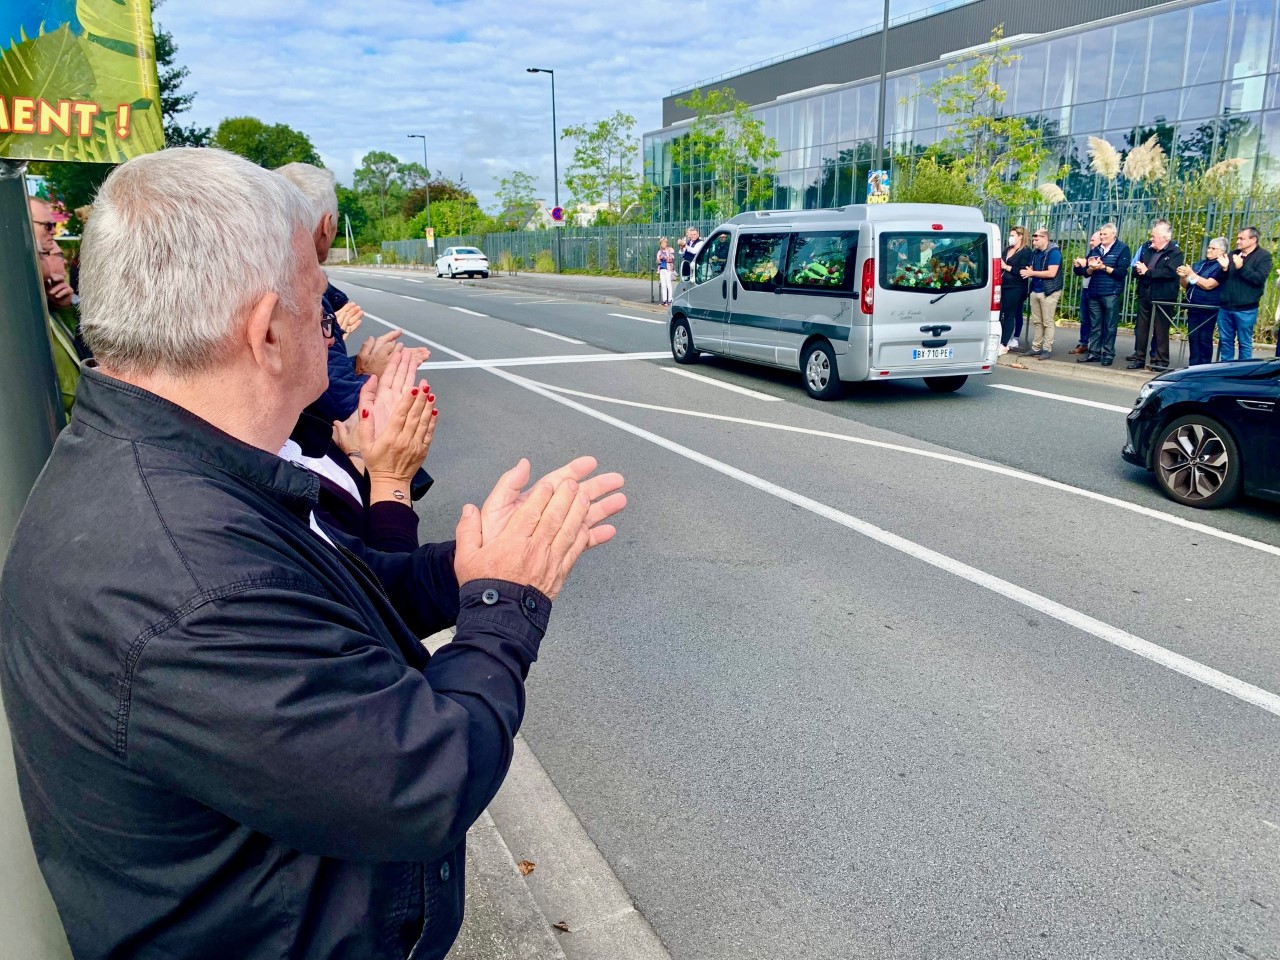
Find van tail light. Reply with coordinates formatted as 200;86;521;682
860;258;875;314
990;258;1002;310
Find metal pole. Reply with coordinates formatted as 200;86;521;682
873;0;890;181
0;158;73;960
407;134;433;263
550;71;562;273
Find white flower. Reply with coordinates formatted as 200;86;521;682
1122;135;1168;183
1087;136;1121;181
1202;157;1246;183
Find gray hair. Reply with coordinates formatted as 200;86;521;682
275;162;338;228
1152;219;1172;238
1100;222;1118;233
1209;236;1229;252
79;147;313;375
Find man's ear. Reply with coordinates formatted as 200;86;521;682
317;213;336;245
244;290;284;375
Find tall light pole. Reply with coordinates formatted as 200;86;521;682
406;134;432;257
526;67;561;272
873;0;890;194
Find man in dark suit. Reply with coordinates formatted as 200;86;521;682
1128;219;1184;371
1078;223;1131;367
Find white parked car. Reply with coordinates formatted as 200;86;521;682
435;246;489;279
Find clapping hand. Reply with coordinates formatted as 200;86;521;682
453;457;627;600
1232;253;1244;269
354;329;431;378
1134;261;1148;275
335;301;364;336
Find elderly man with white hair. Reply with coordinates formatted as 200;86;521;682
275;161;425;423
0;147;626;960
1127;219;1183;371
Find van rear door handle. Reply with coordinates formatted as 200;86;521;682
722;279;728;299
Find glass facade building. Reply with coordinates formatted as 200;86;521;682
644;0;1280;218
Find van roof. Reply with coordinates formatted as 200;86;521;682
723;203;986;226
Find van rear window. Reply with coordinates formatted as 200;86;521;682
880;232;988;293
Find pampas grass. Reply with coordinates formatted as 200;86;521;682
1036;182;1066;204
1122;135;1168;183
1087;136;1121;180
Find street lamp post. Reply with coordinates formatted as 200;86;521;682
406;134;432;263
526;67;562;272
873;0;890;195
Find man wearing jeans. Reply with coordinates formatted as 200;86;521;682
1078;223;1131;367
1215;226;1272;361
1071;230;1102;354
1020;228;1062;360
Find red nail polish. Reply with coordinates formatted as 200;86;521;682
431;409;439;417
361;409;369;419
427;394;435;402
410;388;418;396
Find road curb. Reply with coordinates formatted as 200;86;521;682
996;352;1154;390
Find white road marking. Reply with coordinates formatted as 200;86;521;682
398;295;420;301
400;278;424;283
515;298;571;305
450;307;488;317
609;312;665;325
662;368;780;400
527;328;584;345
990;383;1133;413
416;353;667;370
361;313;1280;719
518;378;1280;561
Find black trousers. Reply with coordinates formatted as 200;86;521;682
1186;305;1217;365
1000;287;1027;345
1132;297;1172;367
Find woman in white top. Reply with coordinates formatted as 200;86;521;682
656;237;675;305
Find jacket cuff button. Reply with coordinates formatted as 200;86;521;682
481;588;499;605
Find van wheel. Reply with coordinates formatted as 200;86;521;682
671;317;698;364
925;375;968;393
802;341;842;400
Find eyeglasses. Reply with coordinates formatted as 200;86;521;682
321;315;335;338
32;220;56;233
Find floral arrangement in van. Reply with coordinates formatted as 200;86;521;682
891;258;972;289
788;255;845;287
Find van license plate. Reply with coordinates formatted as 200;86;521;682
913;347;954;360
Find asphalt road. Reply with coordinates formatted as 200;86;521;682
331;267;1280;960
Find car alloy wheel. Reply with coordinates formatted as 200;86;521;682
1154;415;1241;508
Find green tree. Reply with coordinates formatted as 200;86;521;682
213;117;322;168
401;175;476;218
354;150;403;223
406;199;494;239
671;88;780;219
493;171;539;228
563;111;653;220
906;25;1061;206
335;184;369;248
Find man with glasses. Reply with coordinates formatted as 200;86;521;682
1019;229;1063;359
1078;223;1131;367
1215;225;1272;361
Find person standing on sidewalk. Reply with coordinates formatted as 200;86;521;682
1071;230;1102;354
1216;225;1272;361
1078;223;1131;366
1177;237;1226;366
0;147;628;960
1127;219;1183;371
999;226;1032;352
1019;228;1062;360
656;237;675;305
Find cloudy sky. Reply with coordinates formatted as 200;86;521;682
156;0;892;209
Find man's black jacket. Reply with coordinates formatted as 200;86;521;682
0;366;549;959
1219;245;1274;309
1131;240;1184;303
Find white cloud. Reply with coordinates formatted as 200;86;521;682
156;0;885;208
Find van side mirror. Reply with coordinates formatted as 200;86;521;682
680;260;693;282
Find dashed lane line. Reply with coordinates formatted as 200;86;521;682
527;328;585;345
661;368;780;401
450;307;488;318
990;383;1133;413
609;313;665;325
360;312;1280;720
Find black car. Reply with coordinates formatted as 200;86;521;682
1123;358;1280;508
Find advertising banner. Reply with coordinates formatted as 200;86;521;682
868;169;890;204
1;0;163;163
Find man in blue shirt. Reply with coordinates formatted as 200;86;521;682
1019;228;1063;359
